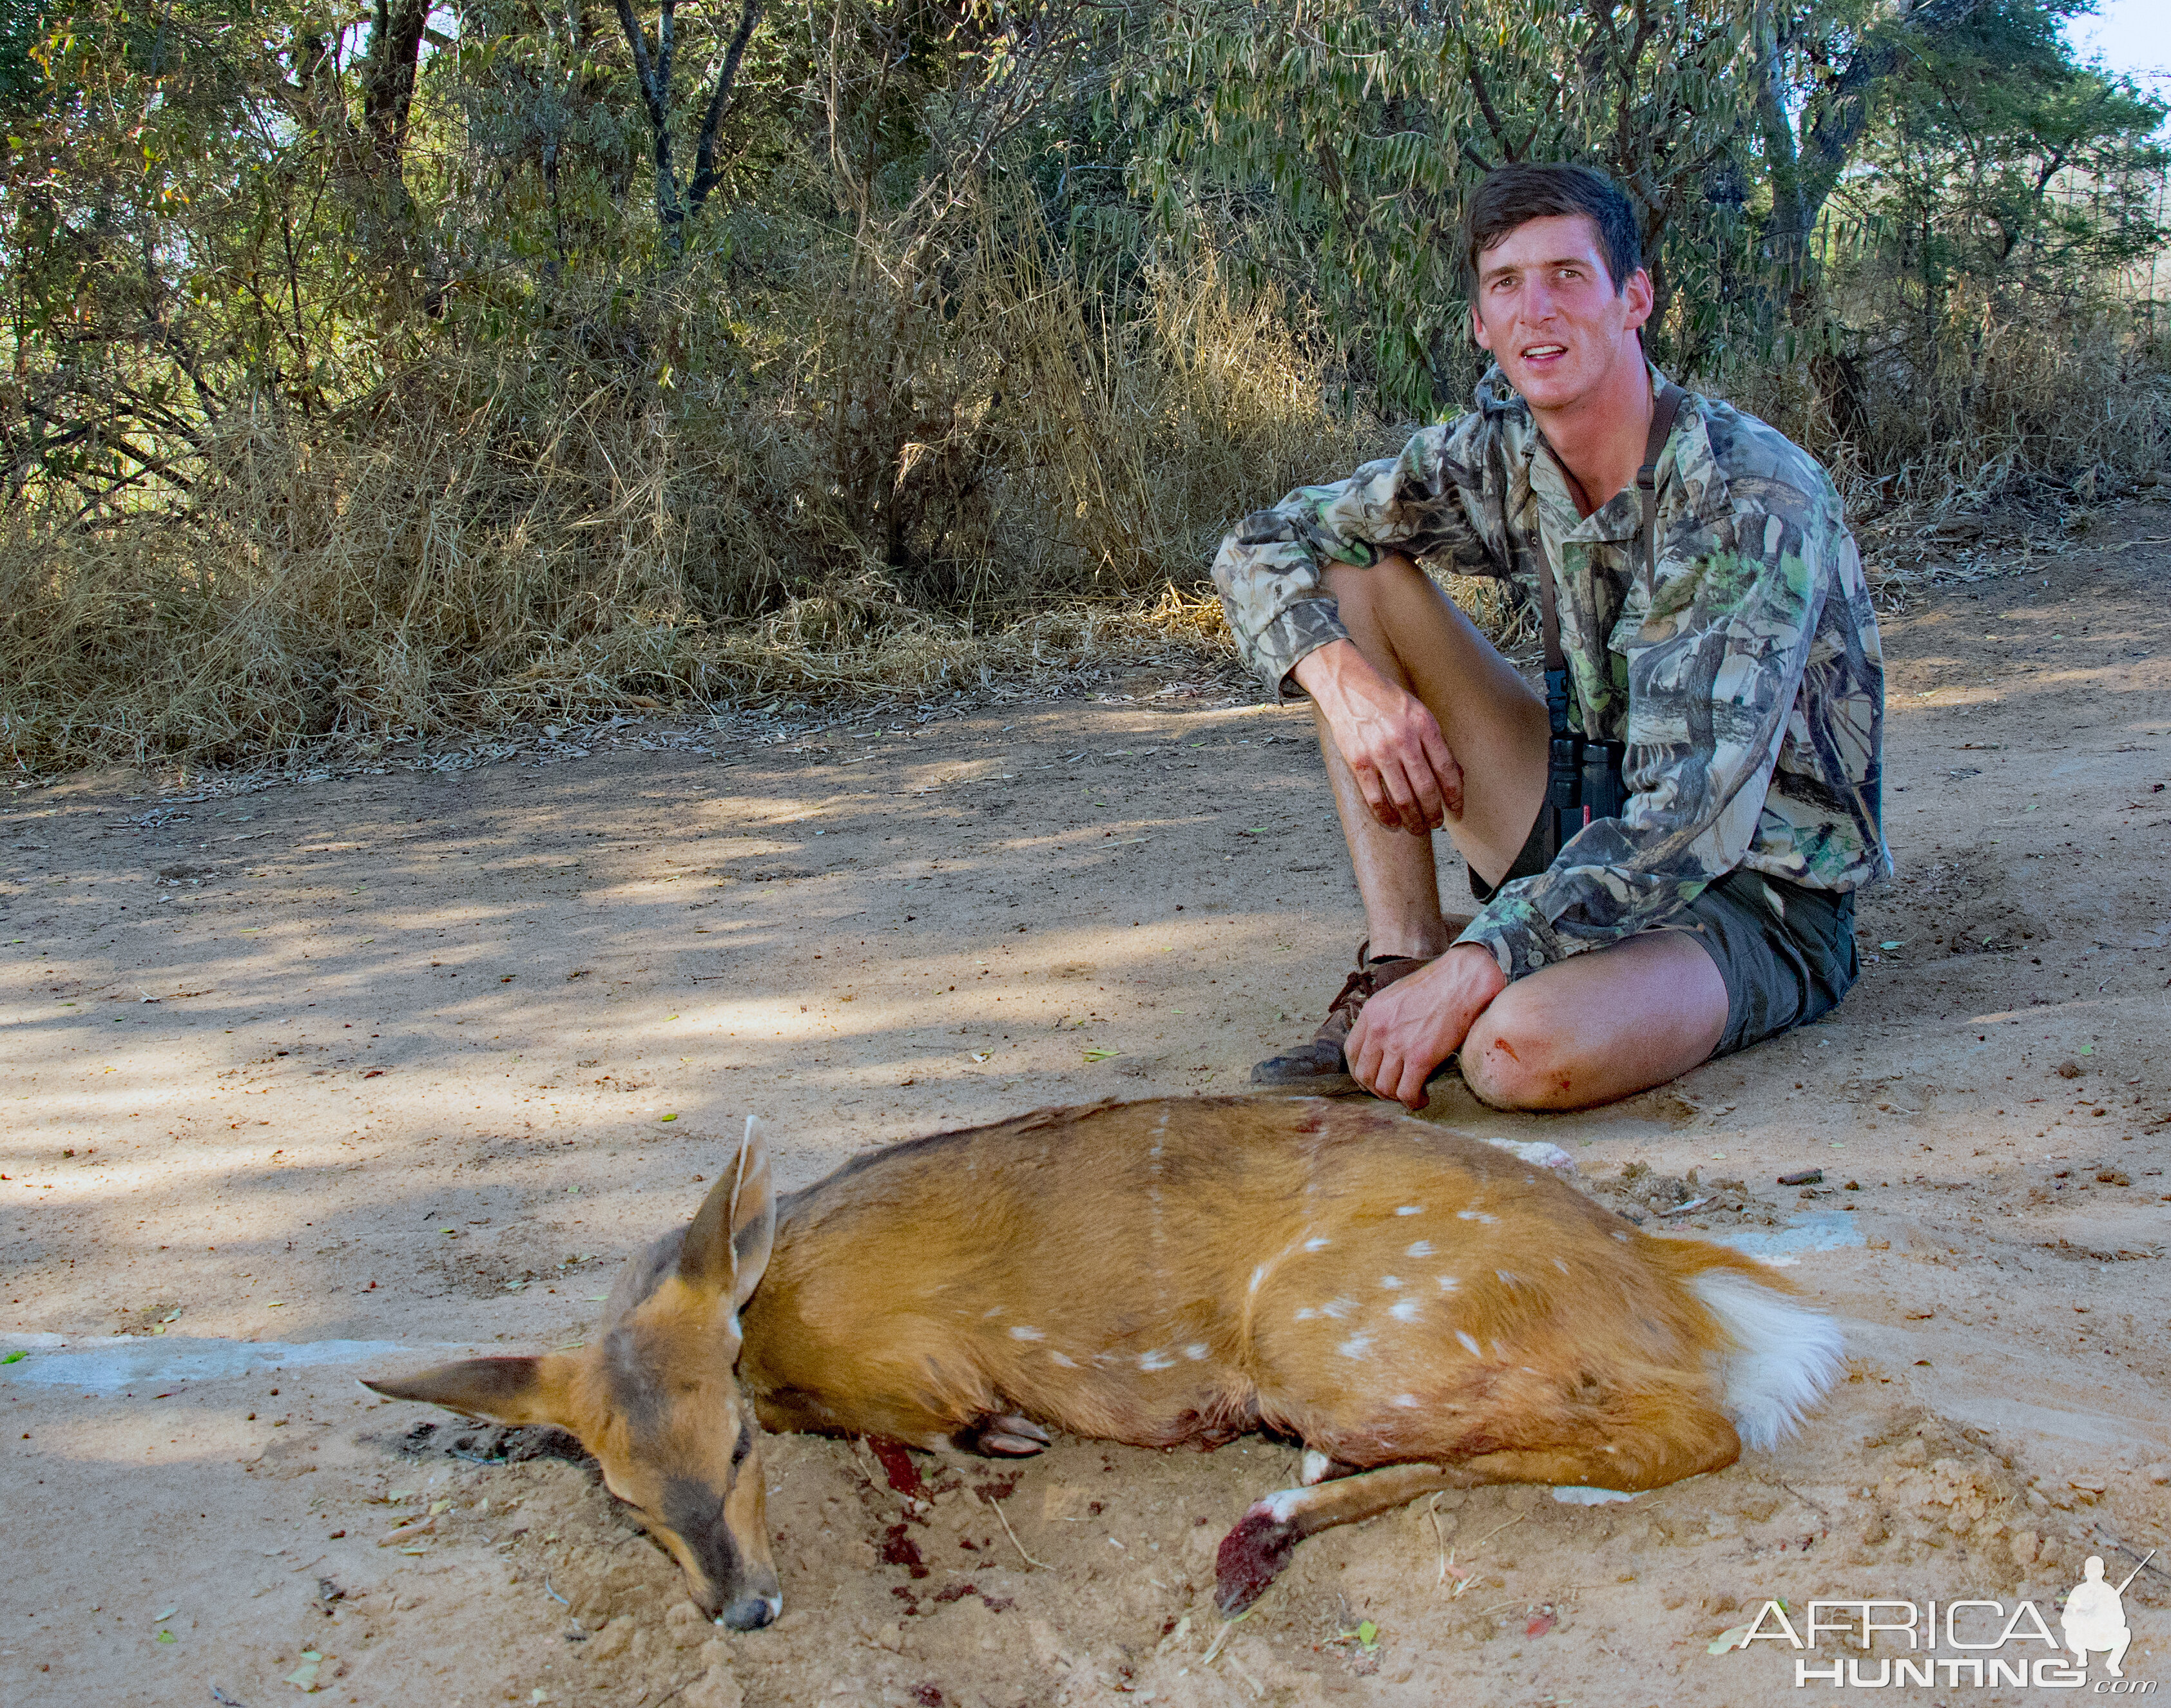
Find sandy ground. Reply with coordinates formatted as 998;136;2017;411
5;499;2170;1708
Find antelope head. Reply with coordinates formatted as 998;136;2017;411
367;1120;782;1629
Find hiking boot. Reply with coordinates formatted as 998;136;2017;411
1250;941;1433;1096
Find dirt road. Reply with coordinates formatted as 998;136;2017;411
5;504;2168;1706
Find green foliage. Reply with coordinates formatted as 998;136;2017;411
0;0;2164;765
1798;0;2168;485
1;0;48;116
1124;0;1775;411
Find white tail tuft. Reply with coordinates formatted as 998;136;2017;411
1691;1271;1844;1452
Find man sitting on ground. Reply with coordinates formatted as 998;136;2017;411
1215;163;1891;1113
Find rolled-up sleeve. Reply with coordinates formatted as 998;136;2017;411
1211;419;1501;699
1456;504;1835;979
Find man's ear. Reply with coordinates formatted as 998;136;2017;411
1621;265;1655;332
680;1116;775;1314
362;1355;572;1428
1470;302;1493;352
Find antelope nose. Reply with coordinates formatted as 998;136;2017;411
715;1592;780;1631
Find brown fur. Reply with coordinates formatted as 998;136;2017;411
371;1096;1818;1622
742;1098;1763;1479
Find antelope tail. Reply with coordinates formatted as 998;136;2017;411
1690;1269;1846;1452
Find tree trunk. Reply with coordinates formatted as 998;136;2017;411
1759;0;1993;285
360;0;433;173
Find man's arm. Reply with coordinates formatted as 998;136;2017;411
1344;943;1505;1107
1291;640;1465;832
1210;418;1503;704
1215;418;1502;833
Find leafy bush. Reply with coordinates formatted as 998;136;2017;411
0;0;2163;767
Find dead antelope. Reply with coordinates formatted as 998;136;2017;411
367;1095;1840;1626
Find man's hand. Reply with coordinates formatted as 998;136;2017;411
1345;945;1507;1110
1293;639;1463;834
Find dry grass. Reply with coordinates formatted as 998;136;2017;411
6;187;2164;775
1726;291;2171;517
0;205;1378;773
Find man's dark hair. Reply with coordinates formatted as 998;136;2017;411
1461;164;1641;296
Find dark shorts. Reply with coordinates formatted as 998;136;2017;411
1471;823;1858;1060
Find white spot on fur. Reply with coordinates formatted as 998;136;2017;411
1495;1270;1521;1285
1393;1394;1421;1408
1184;1343;1210;1361
1554;1258;1569;1274
1293;1307;1317;1321
1436;1274;1460;1292
1300;1450;1333;1486
1395;1205;1422;1216
1137;1349;1175;1372
1458;1210;1498;1225
1008;1325;1044;1341
1379;1275;1402;1289
1692;1270;1844;1451
1263;1490;1303;1522
1304;1236;1330;1252
1390;1298;1421;1323
1322;1297;1357;1319
1456;1331;1481;1356
1048;1351;1077;1368
983;1305;1004;1318
1336;1333;1373;1360
1405;1240;1434;1258
1249;1265;1268;1296
1612;1229;1632;1242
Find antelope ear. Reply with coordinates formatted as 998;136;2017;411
362;1355;572;1428
680;1115;775;1314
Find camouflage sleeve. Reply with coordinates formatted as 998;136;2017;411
1454;499;1840;981
1211;416;1503;700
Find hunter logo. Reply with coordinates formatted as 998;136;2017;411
2065;1557;2141;1681
1719;1550;2157;1691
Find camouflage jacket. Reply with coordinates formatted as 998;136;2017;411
1212;364;1891;981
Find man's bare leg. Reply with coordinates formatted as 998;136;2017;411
1253;556;1549;1091
1459;929;1728;1109
1317;554;1549;958
1303;553;1728;1111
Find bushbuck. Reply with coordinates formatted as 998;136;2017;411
367;1095;1841;1626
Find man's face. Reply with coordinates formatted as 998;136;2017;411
1469;214;1654;412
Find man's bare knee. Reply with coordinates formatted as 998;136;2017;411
1459;1000;1569;1111
1322;553;1426;624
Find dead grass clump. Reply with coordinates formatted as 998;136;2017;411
0;201;1374;772
704;583;1238;701
1726;293;2171;519
0;364;725;770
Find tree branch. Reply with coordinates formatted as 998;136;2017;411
687;0;764;216
1458;40;1516;160
1780;0;1994;259
614;0;685;232
359;0;432;171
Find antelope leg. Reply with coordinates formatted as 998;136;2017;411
1216;1405;1741;1614
1216;1463;1481;1615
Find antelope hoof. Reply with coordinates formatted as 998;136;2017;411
1215;1496;1303;1615
957;1413;1050;1457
